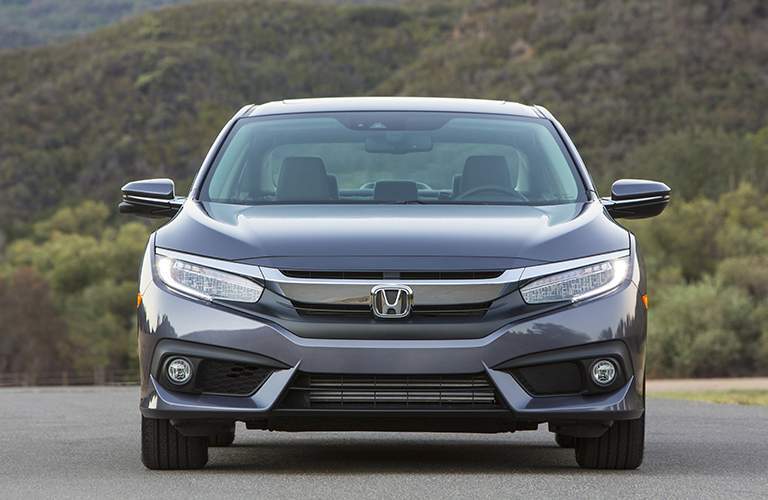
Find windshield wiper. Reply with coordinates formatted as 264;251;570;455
389;200;428;205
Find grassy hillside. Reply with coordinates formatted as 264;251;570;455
0;0;454;233
377;1;768;183
0;0;196;49
1;0;767;232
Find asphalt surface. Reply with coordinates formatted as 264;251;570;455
0;387;766;499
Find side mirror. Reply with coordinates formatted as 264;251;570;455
119;178;184;218
602;179;671;219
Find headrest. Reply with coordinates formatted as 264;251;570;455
276;157;332;201
374;180;419;202
461;156;516;193
452;174;463;196
238;162;262;199
326;174;339;200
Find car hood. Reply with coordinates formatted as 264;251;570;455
154;201;628;270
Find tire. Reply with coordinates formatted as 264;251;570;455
141;416;208;470
574;414;644;470
555;433;576;448
208;430;235;447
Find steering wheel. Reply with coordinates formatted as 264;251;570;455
455;186;527;201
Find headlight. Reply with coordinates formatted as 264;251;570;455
520;257;630;304
155;255;263;303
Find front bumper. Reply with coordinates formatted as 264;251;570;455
143;370;642;422
138;273;647;428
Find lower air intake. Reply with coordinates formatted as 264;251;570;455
280;373;502;409
195;359;272;396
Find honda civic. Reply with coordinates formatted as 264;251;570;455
120;97;670;470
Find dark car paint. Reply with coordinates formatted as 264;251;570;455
603;179;672;219
155;200;628;268
119;178;183;218
132;98;658;433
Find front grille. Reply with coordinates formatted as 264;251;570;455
412;302;492;317
195;359;273;396
291;301;492;319
280;270;503;280
400;271;503;280
282;270;385;279
279;373;502;409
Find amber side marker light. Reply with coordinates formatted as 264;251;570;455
137;293;143;309
641;294;649;310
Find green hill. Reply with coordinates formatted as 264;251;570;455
377;1;768;176
0;0;453;233
0;0;196;49
1;0;767;233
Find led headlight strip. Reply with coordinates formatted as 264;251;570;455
154;250;263;303
520;252;631;304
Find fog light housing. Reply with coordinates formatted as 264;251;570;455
166;357;193;385
590;359;617;386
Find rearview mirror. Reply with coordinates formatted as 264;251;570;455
365;132;433;154
119;178;184;218
602;179;671;219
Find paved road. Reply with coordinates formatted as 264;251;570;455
0;387;766;499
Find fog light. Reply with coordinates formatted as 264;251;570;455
166;357;193;385
590;359;617;386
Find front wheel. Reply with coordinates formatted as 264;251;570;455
555;433;575;448
574;414;644;469
208;430;235;447
141;416;208;470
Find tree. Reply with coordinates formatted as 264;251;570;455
0;268;66;382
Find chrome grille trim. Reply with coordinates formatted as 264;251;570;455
262;267;523;306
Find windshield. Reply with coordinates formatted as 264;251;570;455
199;111;586;205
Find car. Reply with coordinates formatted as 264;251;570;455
120;97;670;470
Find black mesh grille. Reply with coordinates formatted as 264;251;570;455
411;302;492;317
280;270;503;280
511;362;585;396
195;360;272;396
291;301;492;319
400;271;503;280
281;270;385;279
279;373;502;409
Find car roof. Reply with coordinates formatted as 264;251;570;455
246;97;541;118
